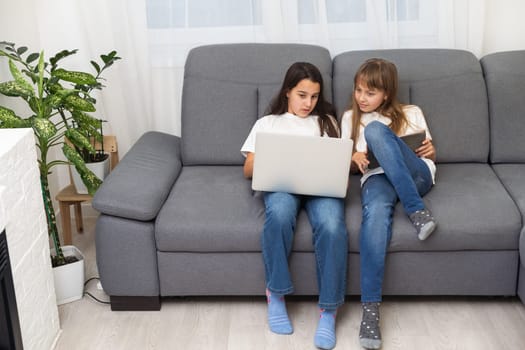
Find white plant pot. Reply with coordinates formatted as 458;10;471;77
52;245;85;305
71;156;110;194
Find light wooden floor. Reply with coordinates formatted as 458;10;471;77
53;214;525;350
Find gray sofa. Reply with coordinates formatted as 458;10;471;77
92;44;525;311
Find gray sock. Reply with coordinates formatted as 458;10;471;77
409;209;437;240
359;302;382;349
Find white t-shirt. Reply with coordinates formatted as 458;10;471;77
241;112;326;156
340;105;436;185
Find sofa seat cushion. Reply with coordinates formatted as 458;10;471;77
156;164;521;254
156;166;265;252
155;165;336;253
344;163;521;253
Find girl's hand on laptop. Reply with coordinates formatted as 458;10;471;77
352;151;369;173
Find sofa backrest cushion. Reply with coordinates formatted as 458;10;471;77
333;49;490;163
181;43;333;165
481;50;525;163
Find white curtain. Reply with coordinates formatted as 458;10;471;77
35;0;153;156
0;0;152;192
146;0;487;138
0;0;499;192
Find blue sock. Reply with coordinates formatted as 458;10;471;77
266;289;293;334
314;308;337;350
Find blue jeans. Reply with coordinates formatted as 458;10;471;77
262;191;348;309
360;121;433;302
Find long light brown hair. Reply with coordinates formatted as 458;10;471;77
348;58;408;146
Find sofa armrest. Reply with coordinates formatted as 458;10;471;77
92;131;182;221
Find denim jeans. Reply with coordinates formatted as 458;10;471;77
261;191;348;309
365;120;432;214
360;121;433;302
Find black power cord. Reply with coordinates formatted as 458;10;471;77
84;277;111;305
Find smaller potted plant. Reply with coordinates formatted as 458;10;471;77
70;118;110;194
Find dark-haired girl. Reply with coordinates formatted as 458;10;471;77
241;62;348;350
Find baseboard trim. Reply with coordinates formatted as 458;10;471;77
110;296;161;311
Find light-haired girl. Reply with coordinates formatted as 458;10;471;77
341;58;437;349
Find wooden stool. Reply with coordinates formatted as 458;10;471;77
56;136;119;245
56;185;93;245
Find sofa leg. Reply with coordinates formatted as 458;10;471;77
110;296;161;311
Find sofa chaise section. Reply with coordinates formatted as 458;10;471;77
481;50;525;301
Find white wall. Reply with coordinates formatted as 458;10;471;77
483;0;525;55
0;129;61;350
0;1;65;214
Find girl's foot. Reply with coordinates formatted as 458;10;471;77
266;289;293;334
409;209;437;240
314;308;337;349
359;302;381;349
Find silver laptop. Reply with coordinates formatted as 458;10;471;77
252;132;353;198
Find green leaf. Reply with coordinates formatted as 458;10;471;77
100;51;121;66
65;128;96;154
37;51;44;100
47;94;63;108
47;88;78;108
22;67;39;84
17;46;28;55
71;111;104;137
52;68;97;85
32;117;57;140
28;97;39;114
8;59;34;94
0;106;31;128
49;49;78;67
41;103;52;118
65;95;96;112
0;106;15;121
62;143;102;195
90;60;100;74
0;80;33;98
26;52;39;63
71;110;99;126
48;82;64;93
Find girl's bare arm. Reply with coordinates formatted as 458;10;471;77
243;152;255;178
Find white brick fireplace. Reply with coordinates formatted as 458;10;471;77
0;129;60;350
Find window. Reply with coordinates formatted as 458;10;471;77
146;0;261;28
325;0;367;23
146;0;439;67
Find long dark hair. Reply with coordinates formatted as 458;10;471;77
268;62;339;137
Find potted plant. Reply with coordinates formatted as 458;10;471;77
70;118;111;194
0;41;120;277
